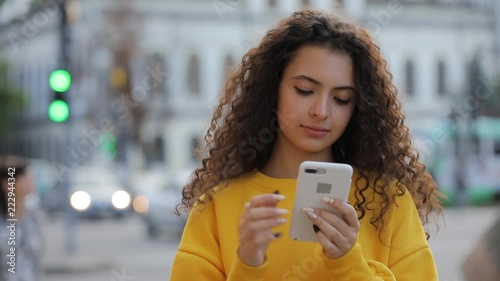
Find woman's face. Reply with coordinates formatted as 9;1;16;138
276;45;356;157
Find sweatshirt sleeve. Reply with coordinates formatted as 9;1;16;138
322;189;439;281
169;199;270;281
169;200;226;281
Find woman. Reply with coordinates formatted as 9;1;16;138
0;156;43;281
170;10;443;280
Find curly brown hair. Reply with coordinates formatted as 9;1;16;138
176;10;444;237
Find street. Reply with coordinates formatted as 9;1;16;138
42;215;179;281
41;205;500;281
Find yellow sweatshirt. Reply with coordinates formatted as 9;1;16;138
169;169;438;281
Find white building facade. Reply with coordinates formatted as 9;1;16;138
0;0;498;177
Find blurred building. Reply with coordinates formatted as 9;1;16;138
0;0;499;189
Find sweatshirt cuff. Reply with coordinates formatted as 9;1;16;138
323;243;373;277
228;255;269;281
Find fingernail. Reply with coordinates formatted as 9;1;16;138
302;207;314;213
276;218;287;225
274;194;286;200
273;232;282;238
307;211;317;220
302;208;317;219
313;224;320;233
274;190;280;195
322;197;333;204
244;202;250;209
276;209;289;215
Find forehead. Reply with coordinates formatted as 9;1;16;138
284;45;354;85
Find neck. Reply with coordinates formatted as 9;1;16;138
262;134;333;179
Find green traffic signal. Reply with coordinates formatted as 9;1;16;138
100;133;117;158
48;100;70;122
49;69;72;92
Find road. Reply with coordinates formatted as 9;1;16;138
41;215;179;281
41;206;499;281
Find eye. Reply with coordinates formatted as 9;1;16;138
334;97;351;105
294;86;313;95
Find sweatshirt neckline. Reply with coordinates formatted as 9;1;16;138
248;170;297;192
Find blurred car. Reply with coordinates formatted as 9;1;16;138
132;169;192;239
69;166;132;218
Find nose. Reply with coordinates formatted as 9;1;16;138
309;94;329;120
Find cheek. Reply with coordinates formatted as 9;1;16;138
277;93;301;127
333;106;354;125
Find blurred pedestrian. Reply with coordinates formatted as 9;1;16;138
170;10;443;280
0;156;44;281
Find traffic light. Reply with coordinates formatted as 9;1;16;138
48;69;71;122
99;133;117;159
109;66;127;90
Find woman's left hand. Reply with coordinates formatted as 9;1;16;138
302;197;360;259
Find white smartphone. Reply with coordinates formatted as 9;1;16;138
289;161;353;242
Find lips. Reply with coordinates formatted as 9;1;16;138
301;125;330;132
301;125;330;137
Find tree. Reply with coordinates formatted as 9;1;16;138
0;59;25;136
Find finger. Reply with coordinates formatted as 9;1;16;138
245;207;289;221
254;231;282;245
240;228;279;246
303;208;347;246
315;229;342;258
313;208;350;236
241;217;287;236
321;197;360;228
248;194;286;208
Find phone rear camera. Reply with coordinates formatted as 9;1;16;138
305;168;317;174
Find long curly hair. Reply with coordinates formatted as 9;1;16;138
176;10;444;236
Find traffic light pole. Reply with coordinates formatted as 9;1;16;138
57;0;77;255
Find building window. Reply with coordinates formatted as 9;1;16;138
301;0;311;8
437;60;446;96
223;55;235;82
191;135;201;162
269;0;277;8
154;136;165;162
405;59;415;97
146;53;166;94
163;56;170;98
187;54;200;95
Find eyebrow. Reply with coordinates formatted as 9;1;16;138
292;75;356;92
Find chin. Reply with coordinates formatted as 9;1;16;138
295;142;333;154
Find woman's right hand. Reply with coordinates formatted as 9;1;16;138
237;193;288;267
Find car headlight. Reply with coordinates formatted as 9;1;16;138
112;190;131;209
133;195;149;213
70;191;91;211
